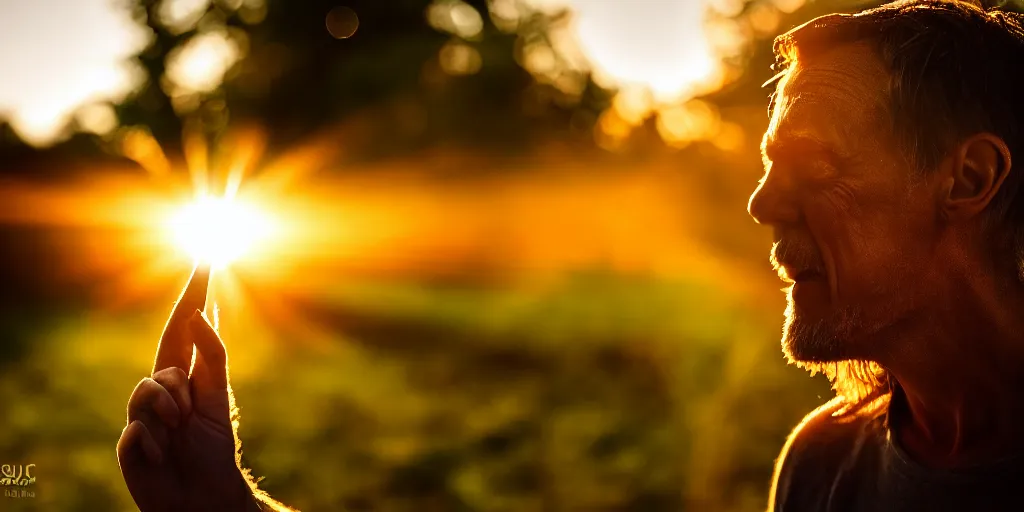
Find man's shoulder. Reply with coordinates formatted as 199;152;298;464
783;397;880;456
768;397;887;511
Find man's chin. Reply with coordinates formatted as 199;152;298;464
781;301;862;363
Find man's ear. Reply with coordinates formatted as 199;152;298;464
940;133;1012;221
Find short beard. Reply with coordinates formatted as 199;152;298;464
781;299;866;364
781;297;894;408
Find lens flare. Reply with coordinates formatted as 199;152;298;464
168;195;276;268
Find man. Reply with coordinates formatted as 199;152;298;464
116;1;1024;511
750;1;1024;510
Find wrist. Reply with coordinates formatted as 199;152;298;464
244;491;266;512
233;471;264;512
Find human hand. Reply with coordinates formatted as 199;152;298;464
116;265;262;511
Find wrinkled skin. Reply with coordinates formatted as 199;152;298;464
749;42;944;364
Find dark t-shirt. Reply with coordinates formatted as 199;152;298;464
770;393;1024;511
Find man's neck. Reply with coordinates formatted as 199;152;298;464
890;376;1024;468
883;272;1024;468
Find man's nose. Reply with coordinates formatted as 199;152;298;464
747;170;799;225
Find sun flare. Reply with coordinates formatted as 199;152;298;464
168;195;276;268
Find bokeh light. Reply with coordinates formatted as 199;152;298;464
428;0;484;39
157;0;212;34
75;103;119;136
0;0;149;145
440;41;483;75
165;30;242;95
326;6;360;39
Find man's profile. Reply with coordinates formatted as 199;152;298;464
115;1;1024;510
754;1;1024;510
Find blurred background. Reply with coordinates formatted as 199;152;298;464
0;0;906;510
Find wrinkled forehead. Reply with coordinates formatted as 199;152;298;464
765;42;891;153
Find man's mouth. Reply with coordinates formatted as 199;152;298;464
777;265;825;283
793;269;824;282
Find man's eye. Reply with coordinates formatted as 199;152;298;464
794;160;836;180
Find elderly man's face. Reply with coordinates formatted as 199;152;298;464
748;42;942;363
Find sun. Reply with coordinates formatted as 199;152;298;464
167;194;277;268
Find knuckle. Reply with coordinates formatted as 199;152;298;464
153;366;188;387
140;415;168;436
118;421;143;445
132;414;170;449
128;379;175;417
129;377;158;402
169;366;188;381
117;425;133;445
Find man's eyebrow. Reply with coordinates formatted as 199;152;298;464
761;134;839;165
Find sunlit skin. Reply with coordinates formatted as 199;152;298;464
749;41;1024;468
117;266;265;511
752;41;936;360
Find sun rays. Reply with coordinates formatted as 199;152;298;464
166;194;277;268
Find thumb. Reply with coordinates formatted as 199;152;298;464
187;310;231;423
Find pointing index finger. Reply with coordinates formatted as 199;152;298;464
153;263;210;374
